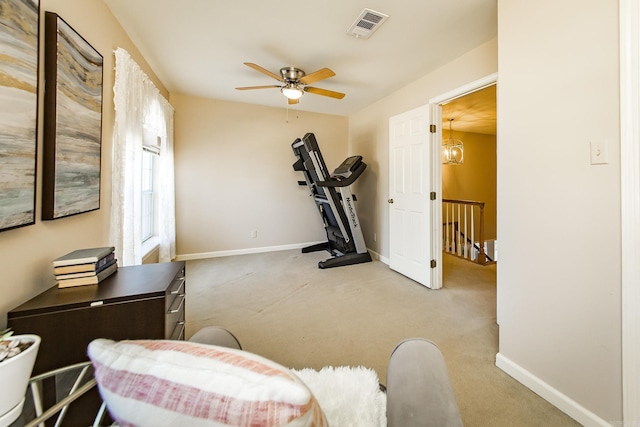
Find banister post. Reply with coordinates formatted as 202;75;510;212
477;203;487;264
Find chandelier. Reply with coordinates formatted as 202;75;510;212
442;118;464;165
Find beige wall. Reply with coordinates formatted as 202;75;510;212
442;131;497;240
0;1;166;328
497;0;621;422
349;38;498;258
171;94;348;256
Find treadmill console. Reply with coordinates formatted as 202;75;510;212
332;156;363;179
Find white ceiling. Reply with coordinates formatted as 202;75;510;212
104;0;497;118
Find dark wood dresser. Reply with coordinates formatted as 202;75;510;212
7;261;186;425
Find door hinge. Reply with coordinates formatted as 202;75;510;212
429;124;436;133
430;192;436;200
430;259;437;268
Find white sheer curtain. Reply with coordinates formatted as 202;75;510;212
158;97;176;262
110;48;175;265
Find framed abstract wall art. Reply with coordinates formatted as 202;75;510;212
42;12;103;220
0;0;39;232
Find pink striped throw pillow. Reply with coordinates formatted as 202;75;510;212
88;339;327;427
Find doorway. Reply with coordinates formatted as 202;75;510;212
440;85;497;265
429;73;500;324
429;74;498;289
387;75;497;290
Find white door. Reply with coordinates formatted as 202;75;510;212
389;105;433;287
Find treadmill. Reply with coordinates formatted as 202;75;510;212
291;132;372;269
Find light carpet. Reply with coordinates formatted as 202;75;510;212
185;250;581;427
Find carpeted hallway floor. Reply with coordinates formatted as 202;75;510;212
185;249;580;426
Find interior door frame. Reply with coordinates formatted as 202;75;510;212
428;73;498;292
620;0;640;421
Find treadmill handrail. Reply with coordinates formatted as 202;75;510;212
316;162;367;187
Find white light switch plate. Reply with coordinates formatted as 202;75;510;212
590;141;608;165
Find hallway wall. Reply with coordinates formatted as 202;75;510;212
442;130;497;241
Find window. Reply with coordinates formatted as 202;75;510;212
141;149;156;242
111;48;175;266
142;128;161;244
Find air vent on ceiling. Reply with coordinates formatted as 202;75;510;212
347;8;389;39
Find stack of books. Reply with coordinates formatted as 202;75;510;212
53;247;117;288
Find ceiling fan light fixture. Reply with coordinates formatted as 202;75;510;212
281;84;304;100
238;63;344;102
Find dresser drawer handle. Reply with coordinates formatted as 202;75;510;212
170;278;185;295
170;321;185;341
168;295;185;314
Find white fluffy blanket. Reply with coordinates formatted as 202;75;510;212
292;366;387;427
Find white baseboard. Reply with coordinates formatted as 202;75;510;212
368;249;389;265
175;241;326;261
496;353;613;427
176;243;389;264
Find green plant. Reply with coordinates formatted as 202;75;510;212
0;328;33;363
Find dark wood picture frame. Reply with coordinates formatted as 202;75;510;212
42;12;103;220
0;0;40;232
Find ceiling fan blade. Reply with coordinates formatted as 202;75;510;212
288;98;299;105
299;68;335;85
304;86;345;99
235;85;282;90
243;63;283;81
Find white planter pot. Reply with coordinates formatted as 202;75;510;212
0;334;40;427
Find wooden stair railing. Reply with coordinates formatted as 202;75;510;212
442;198;492;265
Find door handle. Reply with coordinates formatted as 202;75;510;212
388;198;394;204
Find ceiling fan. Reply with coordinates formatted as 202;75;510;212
236;62;346;104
